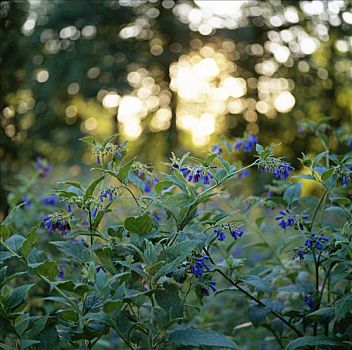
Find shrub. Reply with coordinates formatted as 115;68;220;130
1;128;351;350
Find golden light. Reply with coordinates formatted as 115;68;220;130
274;91;295;113
102;92;121;108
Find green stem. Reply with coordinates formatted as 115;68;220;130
204;248;303;337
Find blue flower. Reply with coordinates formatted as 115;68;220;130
209;280;216;292
179;166;214;185
92;207;98;217
215;227;226;241
273;162;295;180
190;256;210;278
231;228;244;240
57;266;64;279
211;144;223;155
234;135;258;152
304;295;315;310
36;157;52;178
244;135;258;152
42;194;58;206
234;140;244;151
237;169;250;179
347;139;352;147
22;196;32;207
96;155;101;164
42;215;70;235
305;234;328;251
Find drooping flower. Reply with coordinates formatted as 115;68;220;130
305;233;328;251
43;215;71;235
234;135;258;152
230;228;244;240
42;194;58;206
211;144;223;155
190;256;210;278
273;162;295;180
22;196;32;207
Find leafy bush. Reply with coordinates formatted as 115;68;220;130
1;128;351;350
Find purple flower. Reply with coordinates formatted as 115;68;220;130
273;162;295;180
347;139;352;147
211;144;223;155
215;227;226;241
96;155;101;164
234;135;258;152
231;228;244;240
234;140;244;151
57;266;64;279
22;196;32;207
304;295;315;310
42;194;58;206
42;215;70;235
190;256;210;278
36;157;52;178
237;169;250;179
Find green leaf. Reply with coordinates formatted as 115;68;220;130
169;327;239;349
155;283;183;319
283;183;302;205
256;144;264;154
285;336;341;350
7;284;34;310
84;176;104;199
117;158;135;183
50;241;90;262
0;224;11;240
124;214;152;234
154;181;173;194
248;305;269;326
6;234;25;253
321;168;335;181
241;275;272;294
22;227;39;257
37;326;60;350
79;136;96;145
20;340;40;350
335;294;352;321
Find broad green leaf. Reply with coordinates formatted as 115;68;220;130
247;305;269;326
20;340;40;350
117;158;135;183
0;224;10;240
335;294;352;321
7;284;35;310
6;234;25;253
155;283;183;319
169;327;239;349
154;181;173;194
50;241;90;262
241;275;271;294
84;176;104;200
124;214;152;234
22;227;39;257
285;336;341;350
283;183;302;205
37;326;60;350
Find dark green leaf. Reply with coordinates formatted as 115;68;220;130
285;336;341;350
7;284;34;310
124;214;152;234
169;327;239;349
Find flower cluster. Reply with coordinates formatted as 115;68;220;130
42;194;59;206
35;157;52;178
133;162;160;192
99;186;119;202
189;255;216;296
234;135;258;152
295;234;329;260
276;210;307;230
190;256;210;278
214;224;244;241
259;160;295;180
305;233;328;251
93;141;127;164
178;165;216;185
43;214;71;235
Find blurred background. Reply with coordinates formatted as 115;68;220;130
1;0;351;217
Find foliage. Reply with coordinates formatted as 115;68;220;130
1;125;351;349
